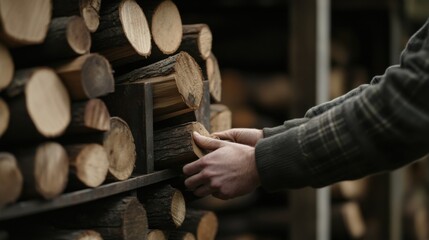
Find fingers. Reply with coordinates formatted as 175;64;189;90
194;185;213;197
184;171;206;190
212;130;235;141
193;131;225;150
183;158;204;176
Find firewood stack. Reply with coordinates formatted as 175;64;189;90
0;0;228;239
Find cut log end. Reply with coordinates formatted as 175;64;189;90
104;117;136;181
0;0;52;46
210;104;231;133
0;98;10;138
0;43;14;90
84;99;110;132
82;6;100;33
172;190;186;227
35;142;69;199
197;211;218;240
190;122;210;158
67;16;91;54
26;68;71;137
206;54;222;102
151;0;182;54
120;0;151;57
175;52;204;110
148;230;167;240
123;197;149;240
81;54;115;98
68;144;109;188
0;153;23;207
198;26;212;59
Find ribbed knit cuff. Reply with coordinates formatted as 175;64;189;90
255;126;309;191
263;118;310;138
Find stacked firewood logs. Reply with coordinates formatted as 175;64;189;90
0;0;229;239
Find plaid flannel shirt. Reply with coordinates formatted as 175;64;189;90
255;19;429;191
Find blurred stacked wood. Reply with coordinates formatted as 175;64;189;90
178;209;218;240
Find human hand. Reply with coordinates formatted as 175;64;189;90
183;132;261;200
212;128;263;147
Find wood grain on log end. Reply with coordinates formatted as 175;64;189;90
66;144;109;188
120;0;151;56
0;153;23;207
0;43;14;90
197;211;218;240
148;230;167;240
151;0;182;54
172;190;186;227
182;24;212;60
0;98;10;138
67;16;92;54
104;117;136;181
210;104;231;133
81;0;101;32
206;53;222;102
83;98;110;132
0;0;51;46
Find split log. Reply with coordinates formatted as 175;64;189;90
57;196;148;240
65;143;109;188
12;16;91;67
66;99;110;135
148;230;167;240
92;0;151;67
15;142;69;199
205;53;222;102
0;0;51;46
138;184;186;229
0;152;23;207
53;0;102;32
0;43;13;91
1;68;71;143
0;98;9;138
210;104;231;133
29;229;103;240
117;51;203;122
168;231;196;240
140;0;182;55
154;122;210;169
103;117;136;181
178;210;218;240
54;53;114;100
178;24;212;61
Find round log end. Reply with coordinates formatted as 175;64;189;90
67;16;91;55
206;54;222;102
198;25;212;60
123;197;148;240
0;0;52;46
75;144;109;188
183;232;196;240
104;117;136;181
151;0;182;54
120;0;151;57
0;43;14;90
190;122;210;158
35;142;69;199
76;230;103;240
25;68;71;137
81;54;115;98
82;6;100;32
175;52;204;110
0;98;10;138
84;99;111;132
197;211;218;240
148;230;167;240
172;190;186;227
0;153;23;207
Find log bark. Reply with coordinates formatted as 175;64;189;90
178;209;218;240
28;229;103;240
52;0;102;32
65;143;109;188
57;196;148;240
103;117;136;181
168;231;196;240
1;68;71;143
0;152;23;207
0;0;51;46
0;98;9;138
0;43;13;91
205;53;222;102
66;99;110;135
138;184;186;229
15;142;69;199
210;104;231;133
140;0;182;55
154;122;210;169
92;0;151;67
178;24;212;61
117;51;204;122
148;230;167;240
12;16;91;67
54;53;114;100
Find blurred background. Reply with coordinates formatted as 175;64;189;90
176;0;429;239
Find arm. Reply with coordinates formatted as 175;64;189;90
256;19;429;191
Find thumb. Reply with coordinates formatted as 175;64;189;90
212;130;234;141
193;131;225;150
